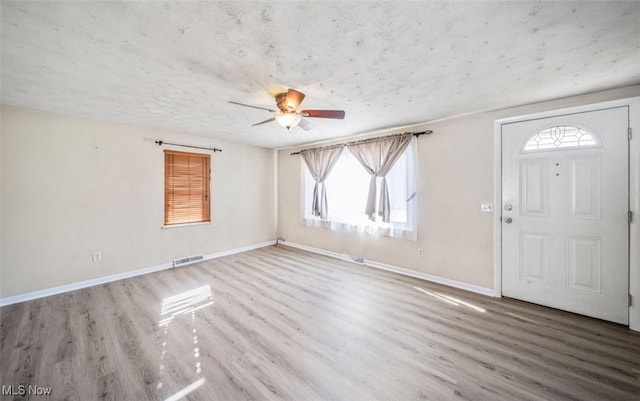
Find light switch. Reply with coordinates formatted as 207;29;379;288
481;202;493;212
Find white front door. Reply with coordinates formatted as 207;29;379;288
501;107;629;324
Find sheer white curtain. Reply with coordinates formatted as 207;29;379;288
347;133;413;222
300;146;343;220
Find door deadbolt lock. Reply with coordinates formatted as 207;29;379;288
504;217;513;224
504;204;513;211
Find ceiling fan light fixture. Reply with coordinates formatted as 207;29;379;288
229;88;345;131
275;112;301;129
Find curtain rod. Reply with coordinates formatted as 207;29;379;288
289;130;432;155
155;140;222;152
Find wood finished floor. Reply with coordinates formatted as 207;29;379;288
1;245;639;401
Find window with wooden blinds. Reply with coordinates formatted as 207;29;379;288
164;150;211;225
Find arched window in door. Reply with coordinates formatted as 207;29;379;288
523;125;600;152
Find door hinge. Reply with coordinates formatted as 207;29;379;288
629;127;633;140
630;211;634;223
630;294;633;307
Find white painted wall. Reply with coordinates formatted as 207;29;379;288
278;85;640;327
0;106;275;298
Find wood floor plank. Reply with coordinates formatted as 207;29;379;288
1;245;639;400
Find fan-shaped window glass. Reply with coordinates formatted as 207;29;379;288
523;126;600;152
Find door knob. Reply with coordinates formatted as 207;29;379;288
504;204;513;211
504;217;513;224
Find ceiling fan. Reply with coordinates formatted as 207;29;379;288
229;88;345;131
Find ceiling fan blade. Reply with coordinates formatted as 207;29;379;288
297;117;315;131
285;89;305;111
301;109;345;119
251;117;276;126
228;101;276;113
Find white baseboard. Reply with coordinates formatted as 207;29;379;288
201;240;276;261
0;240;276;307
278;240;344;259
364;259;497;297
280;241;496;297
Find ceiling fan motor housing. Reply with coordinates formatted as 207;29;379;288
275;92;290;112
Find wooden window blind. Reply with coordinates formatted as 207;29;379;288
164;150;211;225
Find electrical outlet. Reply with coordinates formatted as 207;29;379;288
92;252;102;263
418;248;424;257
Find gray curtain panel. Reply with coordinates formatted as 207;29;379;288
347;133;413;222
301;146;343;220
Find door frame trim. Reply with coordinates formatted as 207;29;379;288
493;97;640;331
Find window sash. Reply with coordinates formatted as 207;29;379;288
164;150;211;225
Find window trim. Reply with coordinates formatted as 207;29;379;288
161;221;212;229
164;149;211;226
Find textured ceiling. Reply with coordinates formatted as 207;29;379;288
1;1;639;149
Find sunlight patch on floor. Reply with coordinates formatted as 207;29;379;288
161;285;213;318
157;285;213;397
413;286;486;313
164;378;206;401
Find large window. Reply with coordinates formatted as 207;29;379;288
303;139;417;239
164;150;211;226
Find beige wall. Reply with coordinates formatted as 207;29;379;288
0;106;276;298
278;85;640;292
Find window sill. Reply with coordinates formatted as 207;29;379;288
303;217;417;241
162;221;211;229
